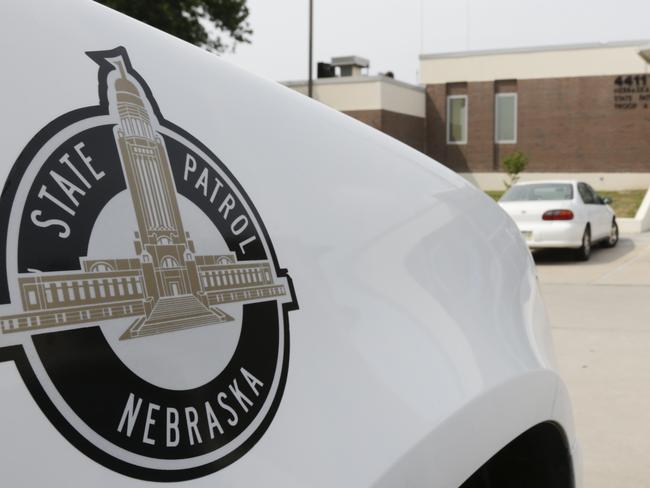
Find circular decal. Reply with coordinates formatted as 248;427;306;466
0;47;297;481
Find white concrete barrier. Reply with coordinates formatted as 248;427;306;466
619;186;650;233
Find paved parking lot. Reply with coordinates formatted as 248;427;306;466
535;233;650;488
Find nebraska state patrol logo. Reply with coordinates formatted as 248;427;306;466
0;47;297;481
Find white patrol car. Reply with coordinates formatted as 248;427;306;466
0;1;579;486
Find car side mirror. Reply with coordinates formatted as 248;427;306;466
602;197;612;205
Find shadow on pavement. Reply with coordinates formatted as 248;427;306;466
533;237;636;265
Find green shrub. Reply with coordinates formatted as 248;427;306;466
502;151;529;189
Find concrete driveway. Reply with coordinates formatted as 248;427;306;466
535;234;650;488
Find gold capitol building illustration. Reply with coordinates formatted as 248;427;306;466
0;59;286;340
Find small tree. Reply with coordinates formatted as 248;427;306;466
502;151;529;189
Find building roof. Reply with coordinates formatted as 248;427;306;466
419;39;650;60
283;75;424;92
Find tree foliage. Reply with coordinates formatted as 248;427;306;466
95;0;252;53
502;151;529;189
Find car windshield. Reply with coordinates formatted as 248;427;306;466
500;183;574;202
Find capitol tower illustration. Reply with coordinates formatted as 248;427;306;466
0;57;287;339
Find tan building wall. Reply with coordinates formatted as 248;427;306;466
420;40;650;84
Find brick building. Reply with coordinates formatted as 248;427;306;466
287;42;650;190
421;40;650;189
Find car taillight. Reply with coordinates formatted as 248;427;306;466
542;209;574;220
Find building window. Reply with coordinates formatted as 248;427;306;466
495;93;517;143
446;95;468;144
45;286;53;304
161;256;179;268
90;262;113;272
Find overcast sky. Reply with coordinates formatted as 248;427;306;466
219;0;650;84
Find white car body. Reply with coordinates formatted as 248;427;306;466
498;180;616;250
0;1;579;487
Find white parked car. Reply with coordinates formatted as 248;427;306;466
499;181;618;260
0;1;579;487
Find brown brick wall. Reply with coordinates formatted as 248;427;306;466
344;109;425;152
426;75;650;172
425;84;447;163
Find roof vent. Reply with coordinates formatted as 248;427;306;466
330;55;369;77
317;62;336;79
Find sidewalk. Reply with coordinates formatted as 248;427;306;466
535;234;650;488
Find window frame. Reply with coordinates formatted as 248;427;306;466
494;92;518;144
585;183;602;204
446;94;468;145
578;183;595;204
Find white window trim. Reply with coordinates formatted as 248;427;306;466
446;95;468;145
495;93;517;144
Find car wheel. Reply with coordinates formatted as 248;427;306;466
603;219;619;248
576;226;591;261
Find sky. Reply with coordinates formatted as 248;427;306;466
219;0;650;85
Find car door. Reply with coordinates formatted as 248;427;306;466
586;183;611;239
579;183;609;239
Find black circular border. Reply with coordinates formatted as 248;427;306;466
0;46;298;482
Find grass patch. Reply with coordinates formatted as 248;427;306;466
486;190;504;201
597;190;646;218
485;189;646;218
